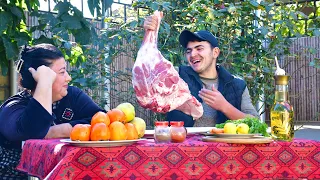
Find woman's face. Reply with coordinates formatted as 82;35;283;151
50;57;72;102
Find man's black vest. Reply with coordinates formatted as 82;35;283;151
166;65;246;127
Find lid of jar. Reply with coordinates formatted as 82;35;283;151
170;121;184;126
155;121;169;126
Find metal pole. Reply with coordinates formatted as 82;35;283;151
10;60;17;96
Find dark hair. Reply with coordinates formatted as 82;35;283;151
19;43;64;90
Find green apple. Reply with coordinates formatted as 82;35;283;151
116;102;135;123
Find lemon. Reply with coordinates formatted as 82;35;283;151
237;123;250;134
224;123;237;134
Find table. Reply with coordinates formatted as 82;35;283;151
17;136;320;179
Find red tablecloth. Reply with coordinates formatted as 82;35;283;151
17;136;320;179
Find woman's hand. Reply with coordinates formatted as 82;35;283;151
29;65;57;114
44;123;73;139
29;65;56;85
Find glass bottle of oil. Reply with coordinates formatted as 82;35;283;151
270;75;294;141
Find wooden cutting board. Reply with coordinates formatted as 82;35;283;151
202;136;273;144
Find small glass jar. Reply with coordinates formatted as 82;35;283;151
170;121;187;143
154;121;171;143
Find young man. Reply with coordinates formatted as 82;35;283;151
144;17;258;127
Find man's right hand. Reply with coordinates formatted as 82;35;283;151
143;15;158;31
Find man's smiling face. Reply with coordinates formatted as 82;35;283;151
185;41;219;78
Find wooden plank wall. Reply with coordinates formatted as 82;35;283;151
108;42;158;128
282;36;320;123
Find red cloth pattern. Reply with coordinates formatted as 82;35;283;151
17;137;320;179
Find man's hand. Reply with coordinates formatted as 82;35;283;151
198;84;228;111
199;84;249;120
143;15;158;31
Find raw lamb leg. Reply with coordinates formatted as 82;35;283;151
132;11;203;119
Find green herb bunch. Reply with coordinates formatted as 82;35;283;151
215;117;270;137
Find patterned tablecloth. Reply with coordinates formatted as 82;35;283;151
17;136;320;179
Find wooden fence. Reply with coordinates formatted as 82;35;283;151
283;36;320;123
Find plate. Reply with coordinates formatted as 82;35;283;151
213;133;256;139
202;136;273;144
186;127;212;134
60;139;146;147
143;130;155;139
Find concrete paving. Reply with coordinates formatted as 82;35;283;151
294;125;320;141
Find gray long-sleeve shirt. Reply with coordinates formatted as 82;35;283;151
193;77;259;127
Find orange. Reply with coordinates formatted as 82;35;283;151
70;124;91;141
125;123;139;140
91;111;110;127
90;123;110;141
107;109;126;123
109;121;127;141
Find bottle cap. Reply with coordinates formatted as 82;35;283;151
274;75;290;85
155;121;169;126
170;121;184;126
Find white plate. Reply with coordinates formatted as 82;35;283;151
60;139;146;147
186;127;213;134
144;130;154;135
143;127;213;137
143;130;155;139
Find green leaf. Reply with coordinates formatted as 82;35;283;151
313;29;320;36
260;26;268;36
2;36;19;60
129;21;138;29
163;22;170;35
290;12;297;20
14;32;31;46
105;0;113;9
249;0;259;7
162;2;171;10
105;57;113;65
296;11;308;19
87;0;97;16
30;24;47;32
33;35;54;45
73;27;92;45
61;14;82;29
0;12;12;33
1;65;9;76
39;13;55;25
25;0;40;11
150;2;159;11
10;6;23;19
73;78;87;86
54;2;70;17
64;42;72;49
87;0;103;17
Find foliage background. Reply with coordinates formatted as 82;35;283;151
0;0;319;126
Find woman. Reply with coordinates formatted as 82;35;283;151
0;43;104;179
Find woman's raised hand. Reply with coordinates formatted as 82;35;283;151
29;65;56;85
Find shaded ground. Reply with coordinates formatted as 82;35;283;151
294;125;320;141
